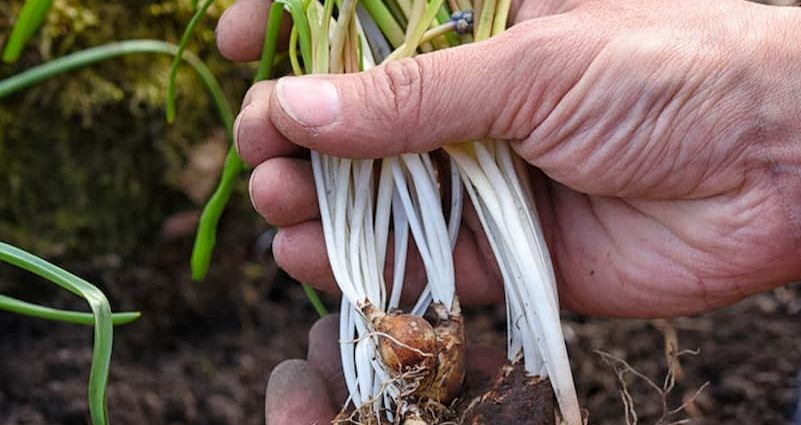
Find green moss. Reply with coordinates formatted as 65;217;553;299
0;0;253;261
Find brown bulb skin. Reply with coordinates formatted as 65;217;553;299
373;313;437;375
423;309;465;403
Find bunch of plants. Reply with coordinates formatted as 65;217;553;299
1;0;586;423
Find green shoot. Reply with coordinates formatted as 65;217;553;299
360;0;406;48
0;40;232;123
0;242;118;425
303;284;328;317
0;294;140;326
279;0;314;72
2;0;55;63
474;0;495;40
384;0;446;61
189;3;284;281
166;0;216;123
289;26;304;75
255;3;287;81
190;149;244;280
492;0;511;36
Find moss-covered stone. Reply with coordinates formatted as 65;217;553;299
0;0;254;261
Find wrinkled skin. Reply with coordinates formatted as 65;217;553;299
216;0;801;423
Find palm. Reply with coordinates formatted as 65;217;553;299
220;0;800;320
534;181;782;317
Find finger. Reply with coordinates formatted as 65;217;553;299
266;16;589;158
249;158;318;227
272;221;337;292
272;222;504;305
307;314;349;405
235;81;304;167
216;0;291;62
265;359;336;425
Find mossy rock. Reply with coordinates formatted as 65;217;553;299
0;0;256;262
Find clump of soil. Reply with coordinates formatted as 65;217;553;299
458;363;554;425
334;362;555;425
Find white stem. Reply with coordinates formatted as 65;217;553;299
375;159;394;275
411;287;432;316
389;190;409;310
340;299;361;404
400;154;455;308
390;158;438;295
448;157;463;249
313;153;359;303
447;142;582;425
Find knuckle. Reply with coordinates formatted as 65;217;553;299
368;58;426;149
380;58;425;114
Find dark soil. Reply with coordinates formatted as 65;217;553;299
459;363;554;425
1;208;800;425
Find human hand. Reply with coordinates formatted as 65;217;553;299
222;0;801;318
264;315;506;425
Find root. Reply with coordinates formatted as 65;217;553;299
595;345;709;425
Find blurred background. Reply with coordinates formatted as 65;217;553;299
1;1;800;424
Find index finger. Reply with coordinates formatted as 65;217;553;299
216;0;291;62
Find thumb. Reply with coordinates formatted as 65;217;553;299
268;18;586;158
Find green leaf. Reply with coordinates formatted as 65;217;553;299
2;0;55;63
255;3;286;82
166;0;216;123
0;40;233;127
189;2;284;281
0;294;140;326
303;284;328;317
277;0;314;71
190;148;244;280
360;0;405;48
0;242;114;425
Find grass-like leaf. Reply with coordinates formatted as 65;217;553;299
0;293;140;326
166;0;215;123
360;0;406;48
278;0;314;72
0;242;116;425
2;0;55;63
189;2;283;280
190;148;244;280
0;40;233;128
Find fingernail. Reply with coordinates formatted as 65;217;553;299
233;110;245;155
276;77;339;127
